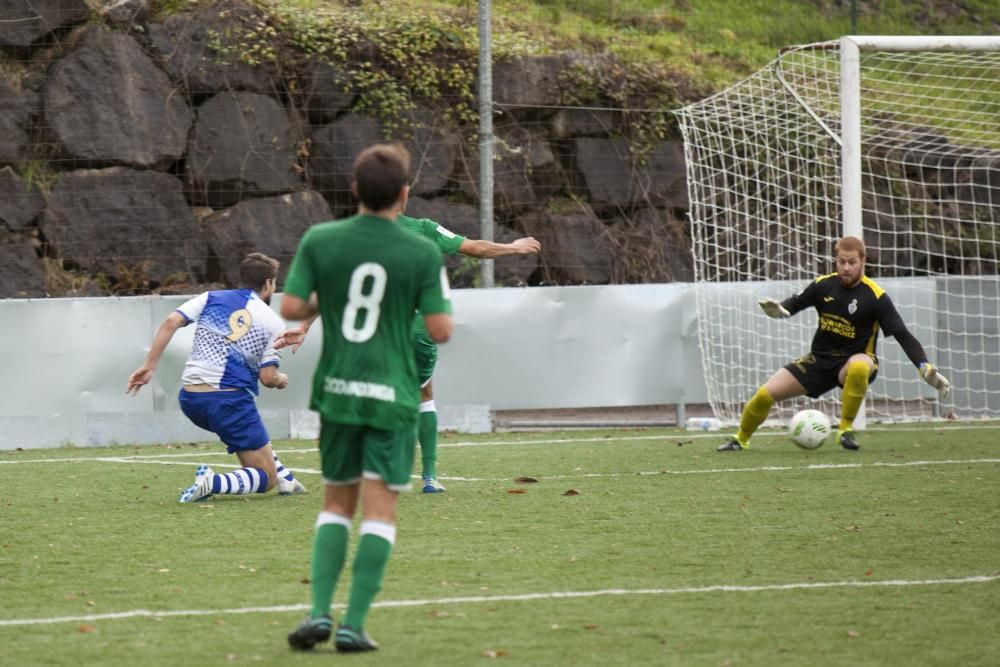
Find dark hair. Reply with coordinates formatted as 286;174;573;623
239;252;279;291
352;143;410;212
835;236;866;259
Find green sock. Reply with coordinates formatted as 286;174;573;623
419;404;438;479
342;525;394;630
310;515;350;619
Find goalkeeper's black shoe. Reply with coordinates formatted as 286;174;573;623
335;624;379;652
838;429;860;451
287;615;332;650
717;437;748;452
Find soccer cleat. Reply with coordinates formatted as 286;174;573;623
335;624;379;653
287;615;333;651
178;465;214;503
422;476;446;493
277;478;307;495
716;437;748;452
838;429;860;451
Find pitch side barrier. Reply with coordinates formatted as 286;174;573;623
0;278;981;450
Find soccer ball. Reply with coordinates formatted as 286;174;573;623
788;409;831;450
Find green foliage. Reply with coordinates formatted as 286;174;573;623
265;0;535;132
2;423;1000;665
146;0;200;19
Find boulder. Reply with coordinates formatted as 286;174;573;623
0;0;90;48
0;230;46;297
41;168;206;284
145;0;282;100
99;0;149;29
550;108;621;138
299;59;356;125
0;167;45;231
186;91;303;207
571;138;633;208
309;112;380;209
493;53;611;118
392;106;457;197
458;125;566;215
610;207;693;283
522;208;612;285
636;141;688;210
0;76;34;166
201;190;333;287
43;27;193;169
570;138;688;211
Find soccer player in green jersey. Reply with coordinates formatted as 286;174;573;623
282;143;453;653
278;215;540;493
717;236;951;453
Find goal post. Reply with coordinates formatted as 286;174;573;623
676;36;1000;425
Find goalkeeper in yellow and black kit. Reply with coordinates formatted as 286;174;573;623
718;236;951;452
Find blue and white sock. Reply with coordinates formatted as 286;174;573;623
210;468;269;494
273;453;296;483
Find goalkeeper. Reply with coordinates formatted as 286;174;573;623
718;236;951;452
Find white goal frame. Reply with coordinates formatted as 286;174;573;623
677;35;1000;426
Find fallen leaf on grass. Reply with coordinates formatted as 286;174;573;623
562;489;581;496
429;609;449;618
864;569;873;577
583;624;599;630
506;489;526;494
483;650;508;658
78;624;97;633
514;476;538;484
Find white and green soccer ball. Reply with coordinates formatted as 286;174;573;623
788;409;831;450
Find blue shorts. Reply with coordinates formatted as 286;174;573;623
178;389;270;453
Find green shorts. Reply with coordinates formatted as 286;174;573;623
413;330;438;387
318;421;417;491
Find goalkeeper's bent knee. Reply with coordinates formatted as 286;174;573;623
839;360;870;429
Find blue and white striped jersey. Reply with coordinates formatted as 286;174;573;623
176;289;284;394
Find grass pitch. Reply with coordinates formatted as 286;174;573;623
2;423;998;666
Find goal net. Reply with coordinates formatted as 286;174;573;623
675;36;1000;424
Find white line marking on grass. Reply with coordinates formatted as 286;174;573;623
2;450;997;483
2;574;996;627
437;458;1000;482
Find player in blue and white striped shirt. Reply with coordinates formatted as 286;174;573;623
126;253;306;501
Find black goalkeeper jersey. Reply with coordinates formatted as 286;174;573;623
780;273;926;364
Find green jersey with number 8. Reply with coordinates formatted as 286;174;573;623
283;214;452;430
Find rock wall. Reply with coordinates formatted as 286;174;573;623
0;0;690;296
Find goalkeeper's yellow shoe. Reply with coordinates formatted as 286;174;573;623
838;429;860;451
717;436;748;452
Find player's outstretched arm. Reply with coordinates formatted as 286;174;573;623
275;312;319;353
126;312;187;394
919;362;951;400
458;236;541;259
758;297;791;319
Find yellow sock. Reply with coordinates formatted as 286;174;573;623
737;386;774;444
839;360;869;431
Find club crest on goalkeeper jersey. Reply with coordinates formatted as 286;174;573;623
176;288;284;394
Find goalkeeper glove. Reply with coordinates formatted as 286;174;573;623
919;362;951;400
758;297;790;319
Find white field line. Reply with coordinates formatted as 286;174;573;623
0;451;998;483
4;422;999;465
1;574;996;628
